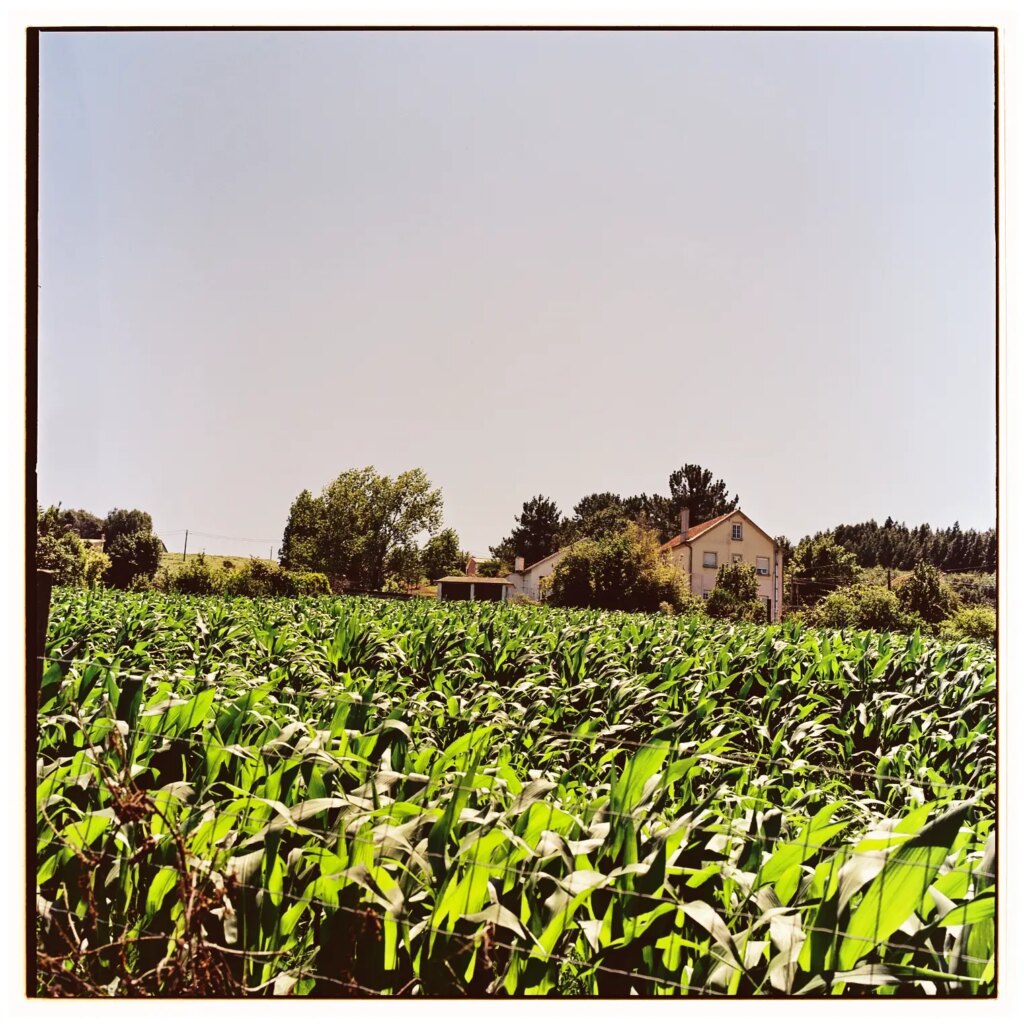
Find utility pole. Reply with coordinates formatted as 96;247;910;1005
183;529;188;563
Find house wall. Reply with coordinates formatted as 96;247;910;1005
665;512;783;621
506;550;565;601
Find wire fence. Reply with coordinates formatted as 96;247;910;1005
33;626;996;997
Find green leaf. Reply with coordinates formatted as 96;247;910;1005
936;892;994;928
146;866;179;918
839;802;973;970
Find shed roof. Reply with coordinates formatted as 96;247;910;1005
435;576;510;585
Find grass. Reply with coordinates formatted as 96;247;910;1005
158;551;273;575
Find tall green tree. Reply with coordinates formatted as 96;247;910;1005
788;533;860;603
278;489;324;571
421;528;464;581
281;467;443;590
491;495;565;567
667;464;738;526
103;508;154;547
101;507;163;588
562;492;631;543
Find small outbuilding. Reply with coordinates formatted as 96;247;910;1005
435;576;511;602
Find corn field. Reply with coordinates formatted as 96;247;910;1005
35;589;996;996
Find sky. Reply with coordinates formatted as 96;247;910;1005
36;29;997;559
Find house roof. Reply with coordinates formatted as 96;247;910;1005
660;509;738;551
435;575;510;585
520;549;562;573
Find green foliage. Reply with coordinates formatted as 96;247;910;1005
825;517;995;573
277;488;323;571
36;528;86;586
490;495;566;567
789;533;861;603
895;562;960;625
809;584;907;631
288;571;332;596
168;553;223;595
561;492;634;544
103;508;154;547
421;528;463;581
548;524;689;613
36;590;995;997
945;572;996;610
474;558;508;578
104;531;163;589
706;561;766;623
222;558;295;598
280;467;443;589
667;463;738;525
81;548;111;588
939;605;996;645
164;556;332;598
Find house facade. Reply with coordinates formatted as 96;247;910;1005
504;550;565;601
661;508;783;621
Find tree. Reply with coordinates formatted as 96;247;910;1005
36;506;87;585
104;531;163;588
420;528;464;582
547;524;692;613
706;561;765;623
895;562;960;625
561;492;632;544
103;508;154;547
61;508;104;539
491;495;565;567
281;467;443;590
278;489;324;571
788;533;860;603
775;535;794;565
621;492;678;543
667;464;738;526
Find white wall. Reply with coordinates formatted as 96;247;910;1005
506;550;564;601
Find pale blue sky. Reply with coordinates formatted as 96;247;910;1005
37;29;996;558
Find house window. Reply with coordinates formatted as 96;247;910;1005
732;553;743;563
757;556;770;576
703;551;718;569
732;523;743;540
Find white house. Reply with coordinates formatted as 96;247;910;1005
504;550;565;601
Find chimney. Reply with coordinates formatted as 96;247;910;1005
514;556;525;573
680;507;690;538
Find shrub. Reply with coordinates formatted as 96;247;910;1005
706;562;766;623
82;548;111;588
939;605;996;645
288;571;331;596
809;584;907;631
104;532;163;589
894;562;960;624
945;572;996;609
548;524;689;613
37;531;86;586
169;554;223;595
222;559;295;598
36;506;88;585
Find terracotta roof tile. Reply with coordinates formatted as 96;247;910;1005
660;510;738;551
